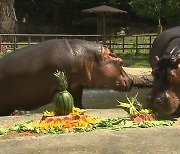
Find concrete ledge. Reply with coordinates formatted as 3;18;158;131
124;67;153;87
0;109;180;154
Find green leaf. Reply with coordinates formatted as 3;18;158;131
54;70;68;91
139;120;174;128
118;119;138;128
117;102;131;108
0;126;8;135
10;121;35;132
34;128;42;134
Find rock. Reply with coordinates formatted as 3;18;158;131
123;67;153;87
129;74;153;87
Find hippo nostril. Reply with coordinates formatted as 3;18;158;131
116;81;120;86
155;97;162;104
125;78;133;91
124;77;133;90
147;95;152;101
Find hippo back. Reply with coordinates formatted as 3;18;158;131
150;26;180;68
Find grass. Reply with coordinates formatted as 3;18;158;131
107;34;157;68
119;53;150;68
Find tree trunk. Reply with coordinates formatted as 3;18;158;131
0;0;16;34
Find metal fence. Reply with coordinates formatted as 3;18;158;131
0;34;157;55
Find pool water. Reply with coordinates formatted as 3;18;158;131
33;87;151;113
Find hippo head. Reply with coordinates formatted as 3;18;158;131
147;56;180;114
83;46;133;91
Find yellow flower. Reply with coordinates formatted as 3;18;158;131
86;116;100;124
29;108;101;133
39;121;50;131
30;121;40;127
61;120;67;126
43;110;55;117
140;109;153;115
71;107;86;116
75;119;88;127
54;121;62;127
49;122;57;130
72;120;79;127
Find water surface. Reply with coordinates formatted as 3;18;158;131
33;87;151;113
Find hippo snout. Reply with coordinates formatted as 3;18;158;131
146;92;180;114
125;77;133;91
119;69;133;91
117;76;133;91
147;93;165;105
146;93;167;110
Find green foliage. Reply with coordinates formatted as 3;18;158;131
117;93;142;115
10;121;35;132
94;117;174;130
119;53;150;68
0;126;8;135
3;117;174;136
109;34;156;67
130;0;180;25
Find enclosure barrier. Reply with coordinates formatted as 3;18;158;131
0;34;157;55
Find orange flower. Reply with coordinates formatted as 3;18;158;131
29;107;101;133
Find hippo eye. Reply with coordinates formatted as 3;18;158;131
109;52;117;58
151;70;159;80
151;70;155;76
151;70;157;77
118;58;123;66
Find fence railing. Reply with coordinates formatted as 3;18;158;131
0;34;157;55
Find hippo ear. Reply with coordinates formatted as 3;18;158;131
155;56;160;62
174;57;180;68
100;46;118;61
117;58;123;66
101;46;111;60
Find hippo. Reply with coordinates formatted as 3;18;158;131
0;39;133;116
147;26;180;114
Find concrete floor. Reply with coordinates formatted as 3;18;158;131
0;109;180;154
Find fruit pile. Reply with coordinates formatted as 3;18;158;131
28;107;100;133
130;112;156;123
1;106;174;136
118;94;156;124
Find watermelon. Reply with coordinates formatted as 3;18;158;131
145;114;156;121
133;116;143;123
53;90;74;116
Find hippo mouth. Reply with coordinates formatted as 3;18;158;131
150;103;178;115
115;78;133;91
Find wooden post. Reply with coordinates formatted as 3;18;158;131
28;36;31;46
135;35;138;55
13;35;16;50
149;35;152;50
122;36;125;53
0;35;1;53
109;34;112;49
42;36;44;42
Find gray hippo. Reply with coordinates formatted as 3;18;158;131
0;39;133;116
147;26;180;114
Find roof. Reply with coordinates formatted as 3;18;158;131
82;5;127;13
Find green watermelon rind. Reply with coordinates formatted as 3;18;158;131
53;91;74;116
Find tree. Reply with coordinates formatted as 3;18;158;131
130;0;180;32
0;0;16;34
